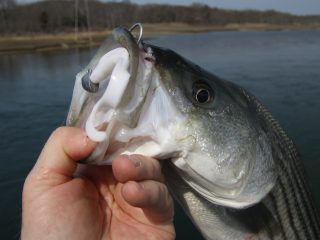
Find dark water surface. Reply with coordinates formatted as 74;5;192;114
0;29;319;239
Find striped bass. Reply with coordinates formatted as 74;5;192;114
67;24;320;239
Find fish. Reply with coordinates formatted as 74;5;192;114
67;24;320;239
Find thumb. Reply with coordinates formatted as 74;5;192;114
25;127;96;190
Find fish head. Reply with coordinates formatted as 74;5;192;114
148;44;277;208
67;26;277;209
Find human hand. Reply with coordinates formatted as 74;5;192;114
21;127;175;240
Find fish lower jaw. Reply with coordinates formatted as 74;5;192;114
99;122;191;163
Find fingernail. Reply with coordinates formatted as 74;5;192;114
139;182;145;189
129;155;141;168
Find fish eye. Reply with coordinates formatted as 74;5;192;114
193;82;213;104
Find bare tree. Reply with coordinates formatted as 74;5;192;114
0;0;319;34
0;0;16;9
0;0;16;32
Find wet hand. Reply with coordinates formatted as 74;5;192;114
21;127;175;240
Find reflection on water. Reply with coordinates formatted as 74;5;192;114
0;29;319;239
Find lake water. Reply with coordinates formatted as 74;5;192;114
0;29;320;239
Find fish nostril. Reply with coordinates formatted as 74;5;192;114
144;57;155;62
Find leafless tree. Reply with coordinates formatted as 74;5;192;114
0;0;319;34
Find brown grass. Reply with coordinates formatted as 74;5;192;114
1;22;319;55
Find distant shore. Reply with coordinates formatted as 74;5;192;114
1;23;319;55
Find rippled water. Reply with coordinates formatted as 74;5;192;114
0;29;319;239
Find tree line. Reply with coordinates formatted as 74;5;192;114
1;0;320;34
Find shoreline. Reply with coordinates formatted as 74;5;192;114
0;23;319;55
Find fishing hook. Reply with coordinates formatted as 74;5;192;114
129;23;143;44
82;23;143;93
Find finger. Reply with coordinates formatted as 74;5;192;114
112;155;164;183
122;180;174;223
33;127;96;177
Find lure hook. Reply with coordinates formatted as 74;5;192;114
129;23;143;44
82;24;143;93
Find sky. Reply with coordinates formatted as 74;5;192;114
16;0;320;15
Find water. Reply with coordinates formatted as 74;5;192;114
0;29;319;239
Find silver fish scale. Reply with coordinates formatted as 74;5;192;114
163;89;320;240
243;90;320;239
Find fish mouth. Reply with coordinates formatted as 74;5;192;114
81;41;154;143
67;26;187;164
67;27;140;127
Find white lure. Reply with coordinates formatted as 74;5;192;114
85;48;130;142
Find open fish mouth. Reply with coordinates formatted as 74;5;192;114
67;24;188;165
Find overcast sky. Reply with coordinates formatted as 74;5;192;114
17;0;320;15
